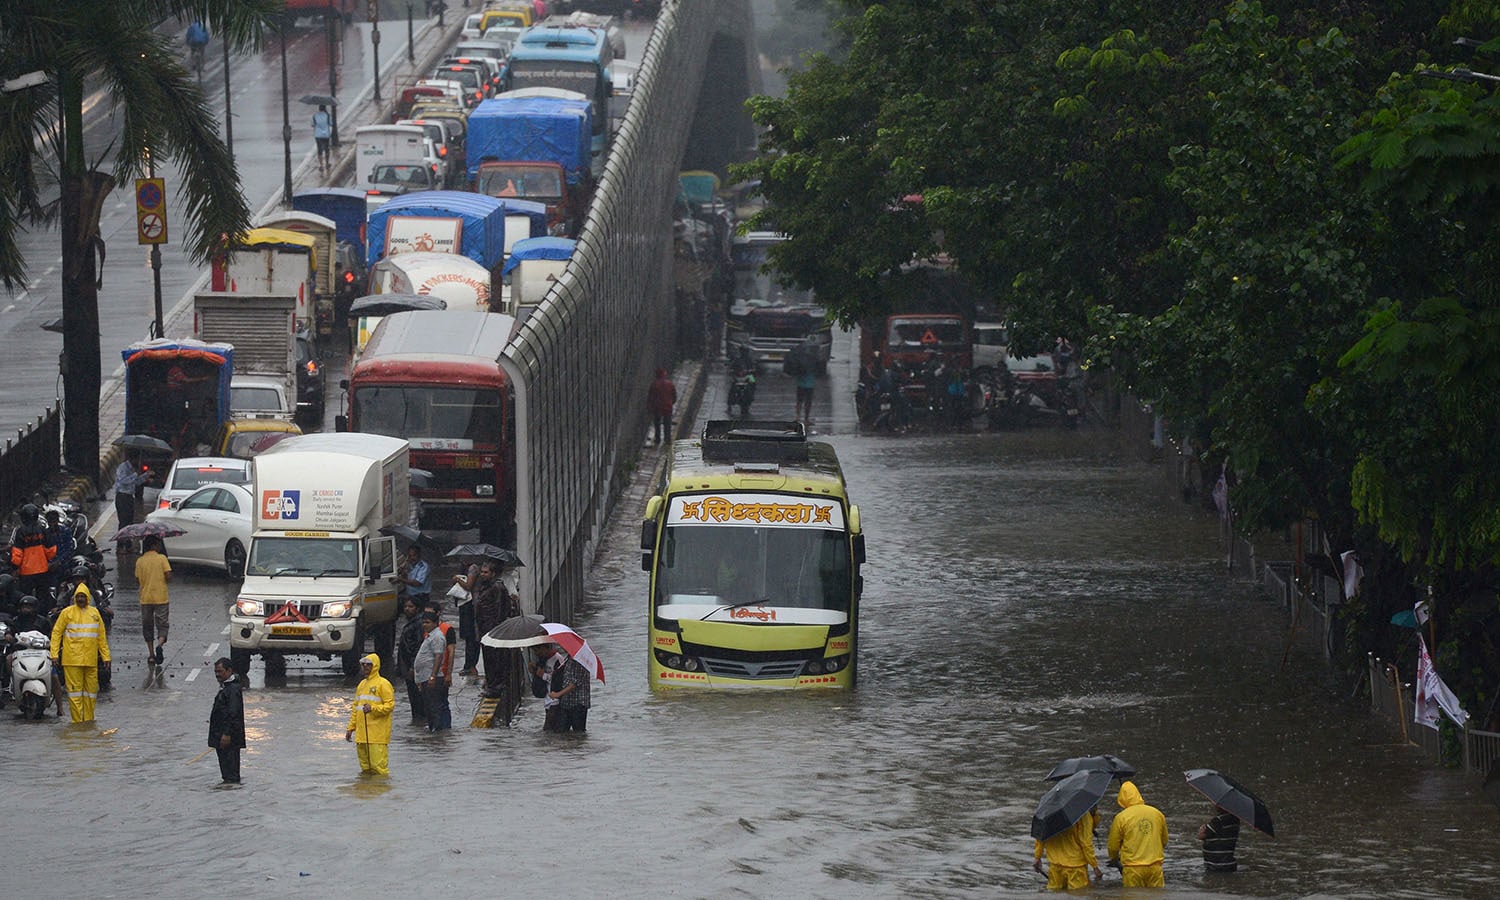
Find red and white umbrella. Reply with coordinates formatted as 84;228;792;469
480;619;604;684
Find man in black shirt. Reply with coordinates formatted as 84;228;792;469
1197;807;1240;872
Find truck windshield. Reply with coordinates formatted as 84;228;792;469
353;386;501;444
653;524;851;613
371;164;433;187
479;166;562;199
886;318;967;351
247;536;360;577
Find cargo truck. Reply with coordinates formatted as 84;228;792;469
193;292;299;423
227;433;409;677
364;190;547;281
466;91;593;236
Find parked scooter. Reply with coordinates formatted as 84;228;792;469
727;363;757;418
5;627;55;720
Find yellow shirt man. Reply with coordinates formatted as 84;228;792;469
135;545;173;664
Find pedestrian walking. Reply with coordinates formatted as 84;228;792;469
788;337;819;423
345;654;395;775
413;610;449;732
8;503;56;602
473;562;518;697
208;657;245;784
113;453;147;554
1197;805;1240;872
647;367;676;445
312;104;332;171
1106;781;1169;888
549;649;591;733
396;597;427;725
1033;805;1102;890
135;536;172;665
49;582;111;723
531;643;564;732
450;561;481;675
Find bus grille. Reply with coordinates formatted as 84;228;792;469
700;658;807;680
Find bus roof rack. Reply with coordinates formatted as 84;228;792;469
701;420;808;462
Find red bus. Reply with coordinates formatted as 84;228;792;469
339;310;518;541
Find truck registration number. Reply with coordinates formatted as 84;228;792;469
271;624;312;636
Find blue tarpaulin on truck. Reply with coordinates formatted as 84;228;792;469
293;188;369;257
502;237;575;276
365;191;546;269
121;339;235;449
464;95;592;184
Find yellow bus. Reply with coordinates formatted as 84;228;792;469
641;421;866;689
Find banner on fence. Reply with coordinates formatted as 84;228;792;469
1415;637;1469;731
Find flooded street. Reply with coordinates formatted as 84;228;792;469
11;331;1497;898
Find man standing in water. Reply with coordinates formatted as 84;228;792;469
1197;805;1240;872
208;657;245;784
345;654;394;774
49;581;111;723
1033;805;1102;889
1106;781;1169;887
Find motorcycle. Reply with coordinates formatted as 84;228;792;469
727;366;757;418
5;627;55;720
42;499;90;547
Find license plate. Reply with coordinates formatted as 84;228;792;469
271;624;312;636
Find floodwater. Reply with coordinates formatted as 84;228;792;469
9;332;1497;898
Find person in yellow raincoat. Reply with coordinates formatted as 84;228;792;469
1107;781;1168;887
1033;805;1102;890
49;581;111;723
345;654;395;775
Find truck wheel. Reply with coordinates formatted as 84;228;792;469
224;540;246;579
264;652;287;679
341;621;366;676
230;647;252;678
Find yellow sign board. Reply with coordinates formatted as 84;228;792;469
135;178;168;245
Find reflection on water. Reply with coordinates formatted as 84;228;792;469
10;368;1500;896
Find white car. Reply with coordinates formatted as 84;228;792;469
230;375;293;421
154;457;251;512
146;482;254;577
461;13;483;39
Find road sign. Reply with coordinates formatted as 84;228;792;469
135;177;168;245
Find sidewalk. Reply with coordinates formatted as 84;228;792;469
62;13;468;523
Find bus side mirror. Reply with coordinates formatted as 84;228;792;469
639;520;656;571
852;533;866;566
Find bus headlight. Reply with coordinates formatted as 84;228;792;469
682;657;700;672
655;649;701;672
805;659;824;675
323;601;353;618
234;599;264;616
823;655;849;673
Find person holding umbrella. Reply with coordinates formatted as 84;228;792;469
549;647;592;733
1033;807;1102;890
345;654;395;775
312;104;332;171
1106;781;1169;887
112;452;148;554
473;561;519;698
1197;805;1240;873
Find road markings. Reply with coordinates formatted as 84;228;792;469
185;668;201;683
220;625;230;636
205;642;220;658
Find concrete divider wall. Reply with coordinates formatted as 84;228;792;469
503;1;751;620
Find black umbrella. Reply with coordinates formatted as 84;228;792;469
348;293;446;318
480;614;546;648
114;433;172;453
1184;769;1275;837
1032;770;1113;841
1044;754;1138;782
445;544;525;568
299;94;338;106
380;523;440;548
111;521;187;541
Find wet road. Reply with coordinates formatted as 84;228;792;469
8;329;1497;898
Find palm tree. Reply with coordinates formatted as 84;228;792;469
0;1;280;472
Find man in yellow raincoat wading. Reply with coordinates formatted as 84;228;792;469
1107;781;1169;887
1033;809;1102;890
345;654;395;775
50;582;111;723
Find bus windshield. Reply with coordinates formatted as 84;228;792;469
654;523;851;614
353;386;501;444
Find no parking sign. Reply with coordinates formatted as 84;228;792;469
135;177;168;245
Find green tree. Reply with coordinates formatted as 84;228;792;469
0;0;278;472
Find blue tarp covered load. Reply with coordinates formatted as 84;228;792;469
502;237;575;276
465;94;592;184
121;339;235;445
293;188;369;256
365;191;547;269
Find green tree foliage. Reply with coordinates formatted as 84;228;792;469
0;0;280;470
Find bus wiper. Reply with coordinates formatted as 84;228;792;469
701;599;771;620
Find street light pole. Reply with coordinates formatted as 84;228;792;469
147;155;164;337
327;2;341;146
280;26;293;207
222;37;234;168
371;7;383;105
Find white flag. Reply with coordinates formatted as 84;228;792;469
1414;598;1431;626
1340;550;1362;600
1414;638;1469;730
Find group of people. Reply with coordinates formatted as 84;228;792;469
1031;780;1243;890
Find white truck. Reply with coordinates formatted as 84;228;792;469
354;124;443;191
228;433;409;677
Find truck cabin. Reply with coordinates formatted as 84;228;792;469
477;163;563;203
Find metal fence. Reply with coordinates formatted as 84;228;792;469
0;406;61;521
1366;652;1500;777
